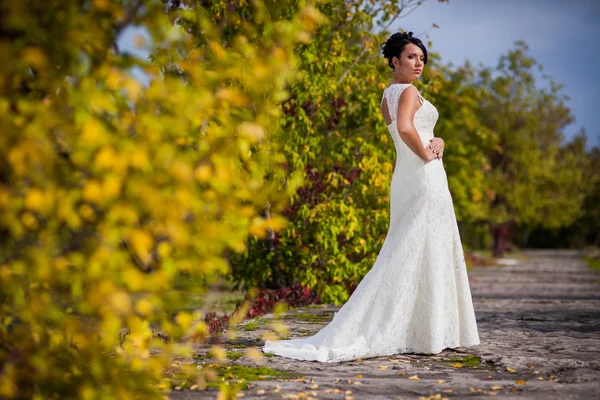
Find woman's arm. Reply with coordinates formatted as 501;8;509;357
396;86;437;162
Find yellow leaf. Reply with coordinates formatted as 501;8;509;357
94;146;117;170
453;362;463;368
21;212;38;230
210;345;227;362
22;47;47;69
354;374;363;378
82;180;103;203
102;175;122;199
135;298;153;316
194;165;212;182
438;379;445;384
378;366;388;370
129;229;154;264
237;122;265;141
515;379;526;385
81;118;107;145
506;367;516;373
78;204;95;221
25;188;46;213
408;375;420;380
491;385;502;390
175;312;193;330
130;150;149;170
109;291;132;315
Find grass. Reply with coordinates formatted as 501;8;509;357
584;256;600;272
168;364;300;392
226;351;244;361
296;328;315;337
283;312;333;322
193;350;245;361
447;354;482;367
241;319;261;331
206;364;300;381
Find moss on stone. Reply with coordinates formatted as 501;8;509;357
447;354;482;367
226;351;244;361
283;312;333;322
241;319;261;331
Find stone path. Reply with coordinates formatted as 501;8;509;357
170;249;600;399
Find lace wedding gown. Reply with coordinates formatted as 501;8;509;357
262;83;480;362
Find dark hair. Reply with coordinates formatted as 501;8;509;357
380;31;428;69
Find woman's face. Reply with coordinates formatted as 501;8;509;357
393;43;425;80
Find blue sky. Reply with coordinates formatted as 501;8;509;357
392;0;600;149
118;0;600;149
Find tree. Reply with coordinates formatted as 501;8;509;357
0;0;319;397
477;41;592;256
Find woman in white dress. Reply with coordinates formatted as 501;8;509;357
262;31;480;362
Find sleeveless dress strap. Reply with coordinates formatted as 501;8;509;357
383;84;424;123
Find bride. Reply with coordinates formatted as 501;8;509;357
262;31;480;362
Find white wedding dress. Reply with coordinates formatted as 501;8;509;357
262;83;480;362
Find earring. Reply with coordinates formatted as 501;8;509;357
395;68;399;72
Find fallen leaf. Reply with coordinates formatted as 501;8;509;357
344;397;354;400
438;379;445;384
506;367;516;373
491;386;502;390
489;392;498;396
378;366;389;370
443;389;453;393
469;387;476;393
453;362;463;368
256;389;265;395
309;384;318;389
516;379;526;385
354;374;363;378
527;364;534;369
537;377;544;380
353;381;362;385
409;375;421;380
235;392;245;398
345;390;352;394
534;371;541;375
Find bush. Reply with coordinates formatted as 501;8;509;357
0;1;321;397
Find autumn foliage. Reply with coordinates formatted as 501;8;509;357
0;0;322;398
